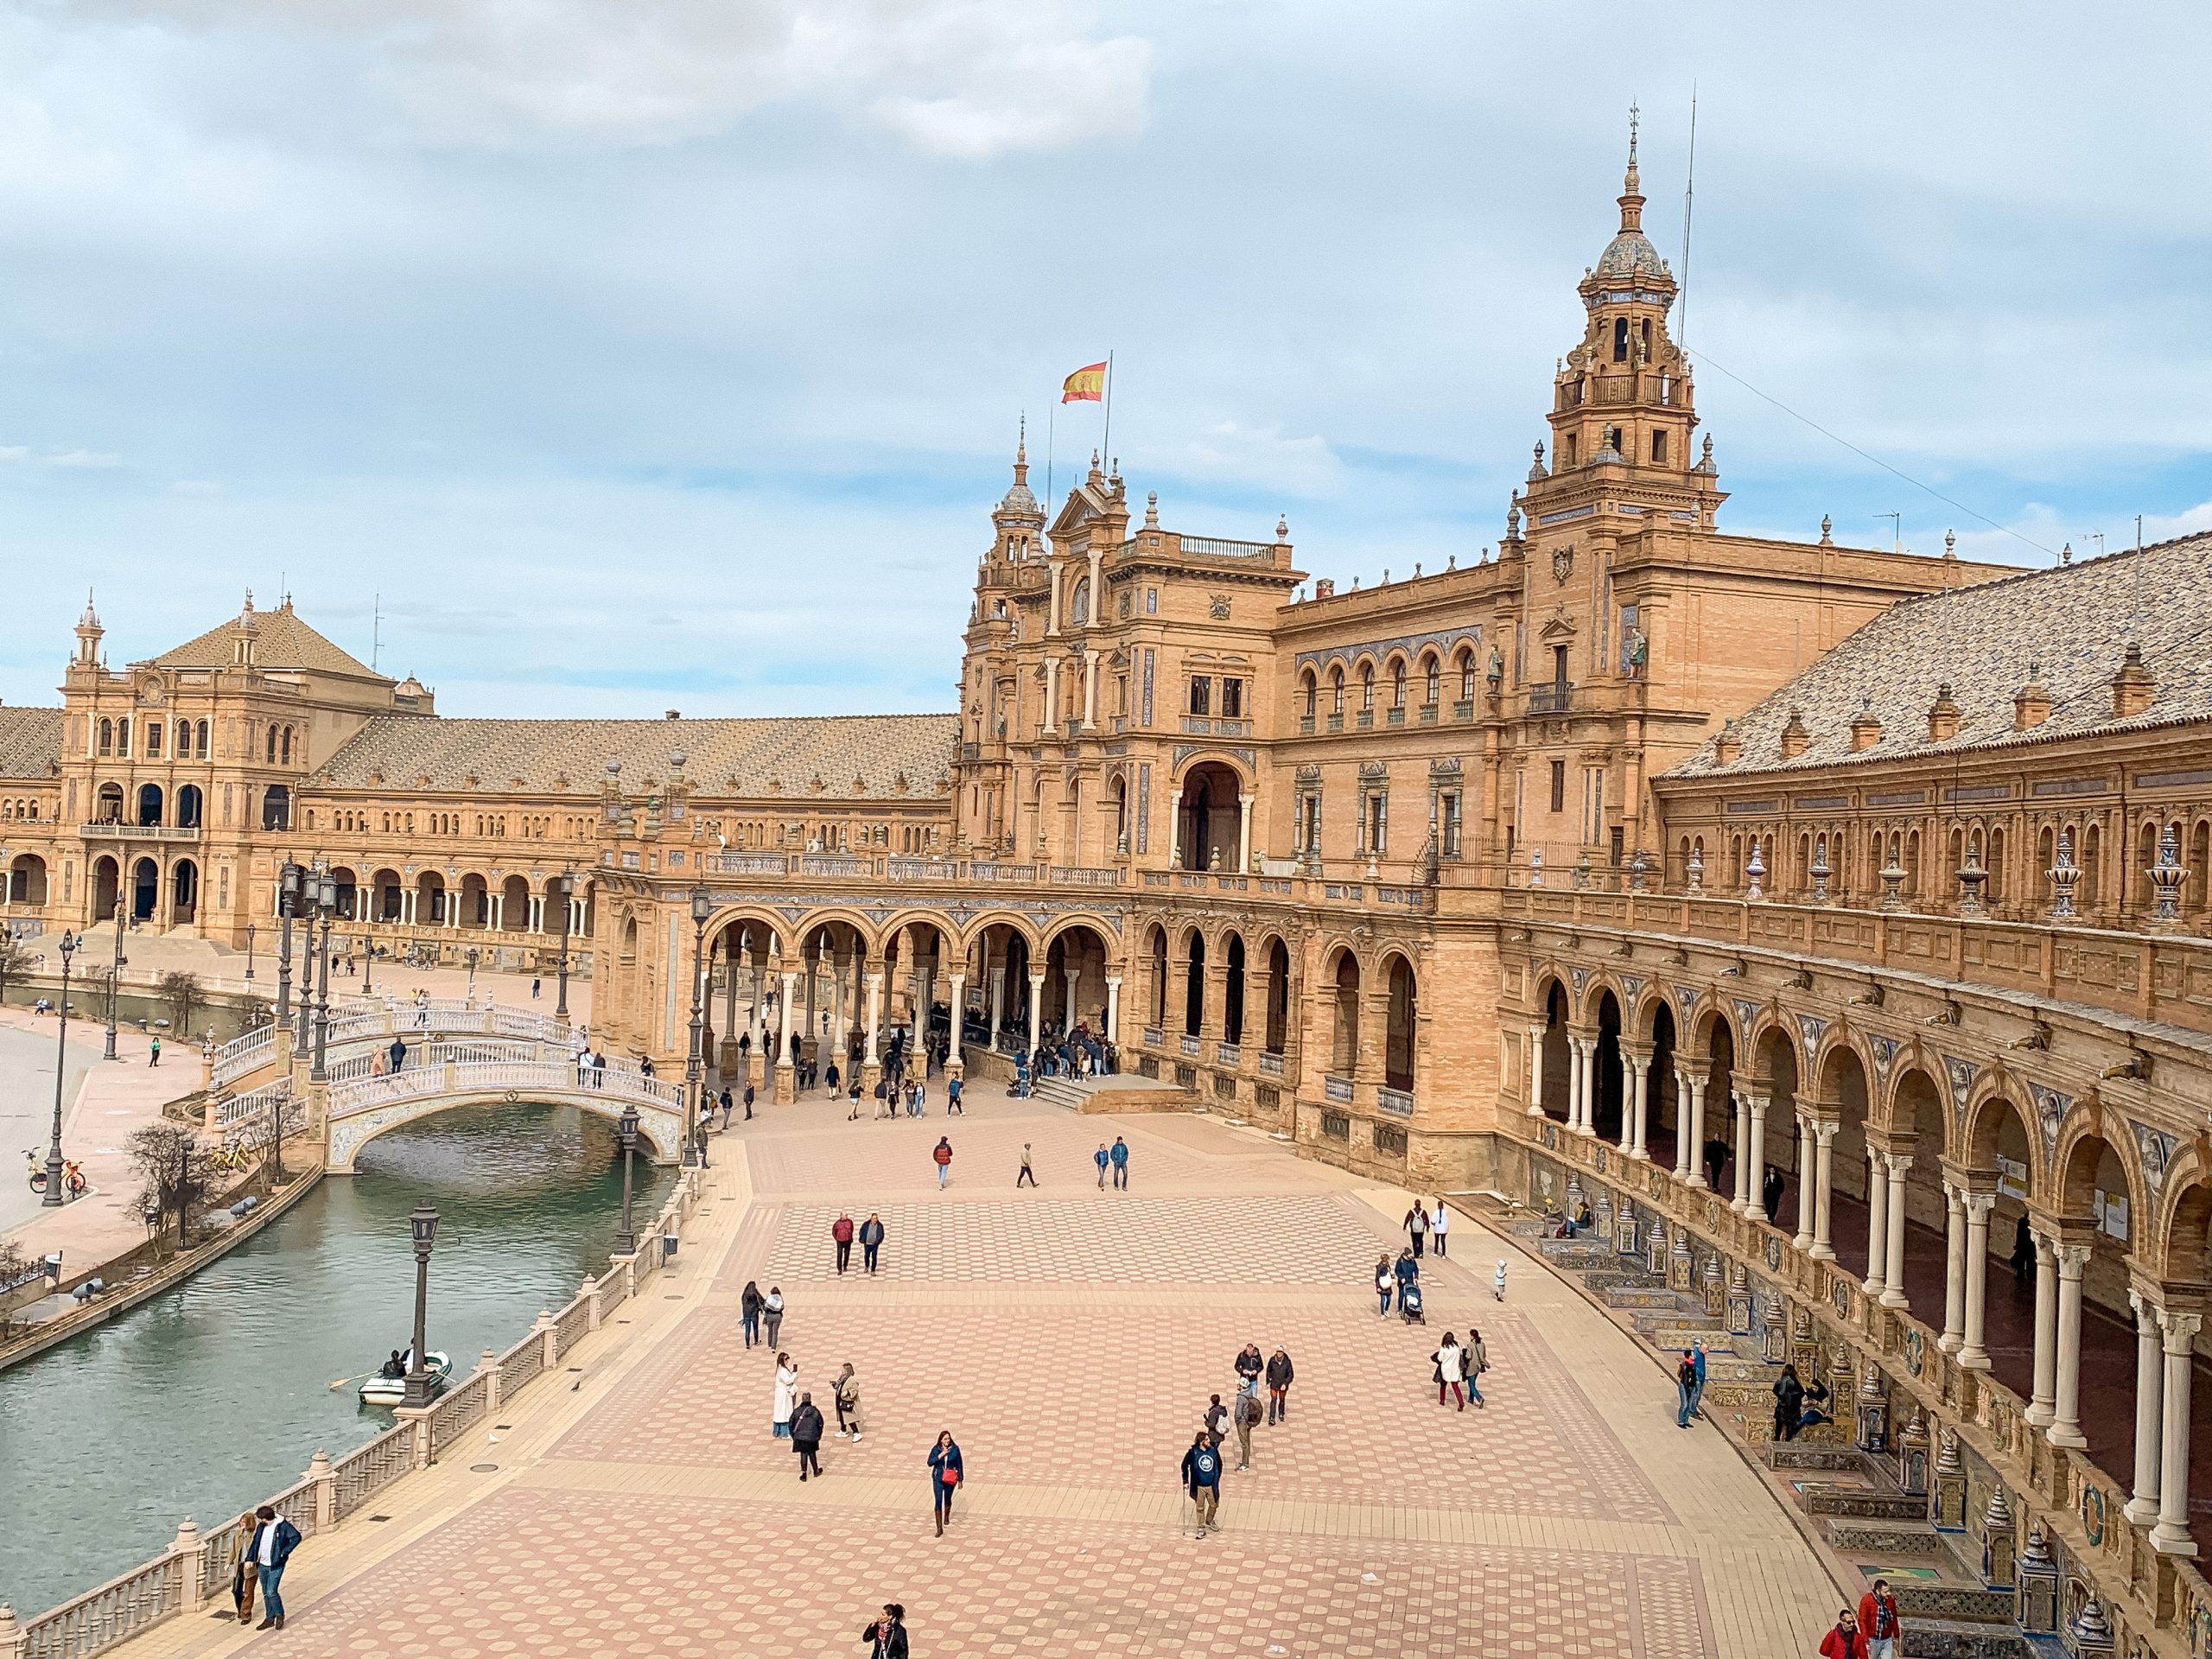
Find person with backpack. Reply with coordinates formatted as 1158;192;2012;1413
928;1429;964;1535
1675;1350;1700;1427
1405;1202;1427;1258
932;1137;953;1188
1232;1388;1262;1471
1180;1430;1224;1538
763;1287;785;1350
859;1212;885;1274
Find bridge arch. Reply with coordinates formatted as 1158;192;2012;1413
327;1083;683;1173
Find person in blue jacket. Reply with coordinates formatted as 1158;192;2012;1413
1180;1430;1224;1538
928;1429;964;1536
1109;1135;1130;1190
246;1504;302;1630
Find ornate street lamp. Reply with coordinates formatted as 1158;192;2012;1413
465;946;480;996
614;1102;639;1255
403;1204;440;1408
554;871;575;1020
311;864;336;1083
44;931;78;1206
685;887;712;1169
275;861;301;1049
245;923;257;982
103;890;126;1062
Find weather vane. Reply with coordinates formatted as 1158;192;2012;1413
1629;99;1640;160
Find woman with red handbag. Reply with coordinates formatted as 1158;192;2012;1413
928;1429;964;1536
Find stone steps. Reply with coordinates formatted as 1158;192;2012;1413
1797;1484;1936;1522
1771;1446;1868;1472
1897;1613;2038;1656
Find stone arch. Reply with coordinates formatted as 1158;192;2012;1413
2152;1151;2212;1287
1633;985;1677;1043
1536;974;1571;1124
1416;647;1442;708
1042;921;1113;1038
330;1090;682;1173
1961;1082;2038;1192
1257;930;1293;1055
950;907;1045;963
1381;949;1417;1092
1325;944;1361;1077
1182;925;1207;1037
1589;985;1624;1140
2054;1116;2148;1233
91;854;119;922
169;857;199;925
1143;922;1169;1030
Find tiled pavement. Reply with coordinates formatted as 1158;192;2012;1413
132;1086;1851;1658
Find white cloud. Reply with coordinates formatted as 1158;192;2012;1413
45;449;122;468
1152;421;1344;500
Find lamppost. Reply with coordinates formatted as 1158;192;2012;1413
614;1101;639;1255
403;1204;439;1407
245;923;257;982
684;887;711;1169
553;871;575;1020
311;864;336;1083
44;931;78;1206
103;890;126;1062
465;946;479;996
275;861;301;1050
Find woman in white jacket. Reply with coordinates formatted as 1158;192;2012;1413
772;1354;798;1440
1432;1332;1467;1412
1428;1198;1451;1258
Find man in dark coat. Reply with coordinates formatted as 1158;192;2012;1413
246;1505;302;1630
858;1212;886;1274
791;1391;826;1481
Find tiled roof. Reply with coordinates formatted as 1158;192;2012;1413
0;706;63;780
313;713;960;799
1668;531;2212;779
149;602;383;679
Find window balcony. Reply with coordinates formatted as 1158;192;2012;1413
1528;683;1574;715
1215;1041;1240;1068
1300;715;1316;735
1324;1075;1354;1103
1326;713;1344;733
1386;706;1405;727
1356;709;1374;729
1418;704;1438;725
1377;1086;1414;1117
1257;1051;1284;1077
1179;1033;1200;1057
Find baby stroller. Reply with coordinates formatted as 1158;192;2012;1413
1398;1281;1426;1325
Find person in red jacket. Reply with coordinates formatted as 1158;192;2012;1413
1855;1580;1901;1658
1816;1608;1866;1659
932;1137;954;1188
831;1211;855;1274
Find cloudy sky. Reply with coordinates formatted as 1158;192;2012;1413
3;3;2207;716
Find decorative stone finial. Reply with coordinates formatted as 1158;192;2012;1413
1818;514;1833;545
2060;541;2073;565
1944;528;1957;559
1145;491;1159;530
1275;514;1289;542
1982;1485;2014;1529
1935;1426;1963;1475
2018;1518;2055;1568
1529;442;1548;482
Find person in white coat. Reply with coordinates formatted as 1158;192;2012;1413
772;1354;798;1440
1433;1332;1467;1412
1429;1198;1451;1258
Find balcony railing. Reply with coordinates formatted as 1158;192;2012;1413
79;822;201;842
1528;683;1573;715
1324;1075;1354;1103
1179;536;1275;562
1215;1041;1240;1068
1257;1051;1284;1077
1377;1086;1414;1117
1179;1033;1200;1057
1047;866;1122;887
969;861;1037;882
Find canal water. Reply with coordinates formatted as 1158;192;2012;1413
0;1103;675;1619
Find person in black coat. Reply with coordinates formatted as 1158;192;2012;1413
1265;1349;1295;1423
1702;1137;1730;1193
740;1281;765;1349
861;1604;909;1659
791;1391;826;1480
1772;1363;1807;1442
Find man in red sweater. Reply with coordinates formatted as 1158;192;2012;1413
1816;1607;1866;1659
1856;1580;1901;1658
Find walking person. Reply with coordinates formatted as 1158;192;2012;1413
1433;1331;1467;1411
928;1429;964;1535
741;1280;765;1349
744;1082;755;1120
1095;1143;1110;1189
860;1211;885;1274
1675;1351;1700;1428
1772;1363;1807;1443
1180;1429;1224;1539
947;1074;963;1114
149;1035;161;1067
1817;1607;1868;1659
227;1511;260;1624
245;1504;301;1631
1492;1258;1509;1301
835;1362;864;1442
1234;1342;1263;1401
1204;1394;1230;1446
1016;1143;1037;1187
1464;1326;1488;1407
1394;1248;1420;1303
1688;1341;1707;1419
772;1354;798;1440
720;1085;734;1127
1857;1580;1902;1659
1232;1387;1261;1471
932;1136;953;1188
1428;1196;1449;1256
861;1605;910;1659
832;1211;855;1274
791;1391;825;1480
763;1286;785;1350
1374;1254;1395;1318
1265;1348;1294;1423
1109;1135;1129;1189
1405;1202;1427;1258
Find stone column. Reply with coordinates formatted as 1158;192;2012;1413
2152;1308;2202;1556
1047;563;1062;635
1939;1184;1967;1352
1042;657;1060;733
1881;1155;1912;1310
862;964;884;1088
1730;1091;1752;1212
1811;1121;1838;1259
1959;1191;1995;1370
946;972;966;1077
746;938;764;1087
1083;650;1101;729
1236;795;1253;874
1104;975;1121;1046
1864;1148;1890;1297
1065;967;1082;1038
2025;1229;2058;1427
775;967;798;1103
1792;1115;1815;1250
722;938;740;1053
2049;1241;2092;1449
1618;1043;1643;1157
1673;1070;1693;1174
804;948;818;1063
1027;971;1045;1058
1629;1053;1650;1159
2126;1289;2164;1527
830;951;848;1063
1685;1072;1708;1187
1564;1036;1586;1135
1745;1090;1770;1223
1526;1025;1545;1117
989;947;1007;1047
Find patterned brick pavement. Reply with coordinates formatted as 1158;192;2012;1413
142;1082;1847;1659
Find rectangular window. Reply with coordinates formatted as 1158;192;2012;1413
1650;429;1668;464
1146;588;1158;614
147;724;162;758
1619;603;1641;675
1141;649;1154;726
1189;677;1211;715
1221;678;1243;718
1551;645;1568;690
1549;760;1567;814
1441;791;1462;858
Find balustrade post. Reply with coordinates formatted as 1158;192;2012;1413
536;1308;557;1370
306;1448;335;1529
170;1516;205;1612
394;1406;433;1469
478;1350;502;1415
582;1274;602;1333
0;1601;22;1659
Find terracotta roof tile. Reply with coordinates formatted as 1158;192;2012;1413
149;603;382;679
0;706;63;781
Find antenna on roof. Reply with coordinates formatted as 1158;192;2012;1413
372;593;382;672
1677;84;1698;353
1874;511;1901;554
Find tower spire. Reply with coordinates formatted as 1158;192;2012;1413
1619;102;1644;232
1014;414;1028;486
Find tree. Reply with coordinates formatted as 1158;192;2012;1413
156;969;204;1039
0;937;30;1007
129;1122;213;1251
0;1236;35;1338
238;996;274;1032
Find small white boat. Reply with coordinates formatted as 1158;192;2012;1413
359;1351;451;1407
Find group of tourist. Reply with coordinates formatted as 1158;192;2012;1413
1401;1196;1452;1257
1816;1581;1903;1658
1181;1342;1297;1537
1091;1136;1130;1188
828;1211;887;1274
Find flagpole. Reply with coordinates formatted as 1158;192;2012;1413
1046;402;1056;530
1101;350;1115;472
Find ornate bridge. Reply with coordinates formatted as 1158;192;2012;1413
323;1050;686;1172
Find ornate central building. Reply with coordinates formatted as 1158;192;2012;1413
5;142;2212;1653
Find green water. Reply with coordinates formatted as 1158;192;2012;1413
0;1103;675;1618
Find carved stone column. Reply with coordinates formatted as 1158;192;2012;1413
2126;1287;2164;1527
2152;1304;2203;1556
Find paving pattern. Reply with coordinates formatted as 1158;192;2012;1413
149;1084;1849;1659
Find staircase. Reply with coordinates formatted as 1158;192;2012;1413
1027;1073;1199;1114
1484;1206;2048;1658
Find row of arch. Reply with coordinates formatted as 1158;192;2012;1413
334;868;596;933
93;715;213;760
1299;644;1489;719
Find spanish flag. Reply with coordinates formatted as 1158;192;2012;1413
1061;360;1108;403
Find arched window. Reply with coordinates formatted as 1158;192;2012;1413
116;718;130;757
265;726;277;764
1359;665;1374;711
194;719;209;759
1069;576;1090;626
175;718;190;755
1421;654;1440;707
261;785;289;831
1612;315;1629;362
98;718;112;756
1389;659;1406;709
281;727;293;766
136;784;163;827
1301;672;1318;718
1458;651;1476;702
1330;667;1344;715
176;785;202;829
